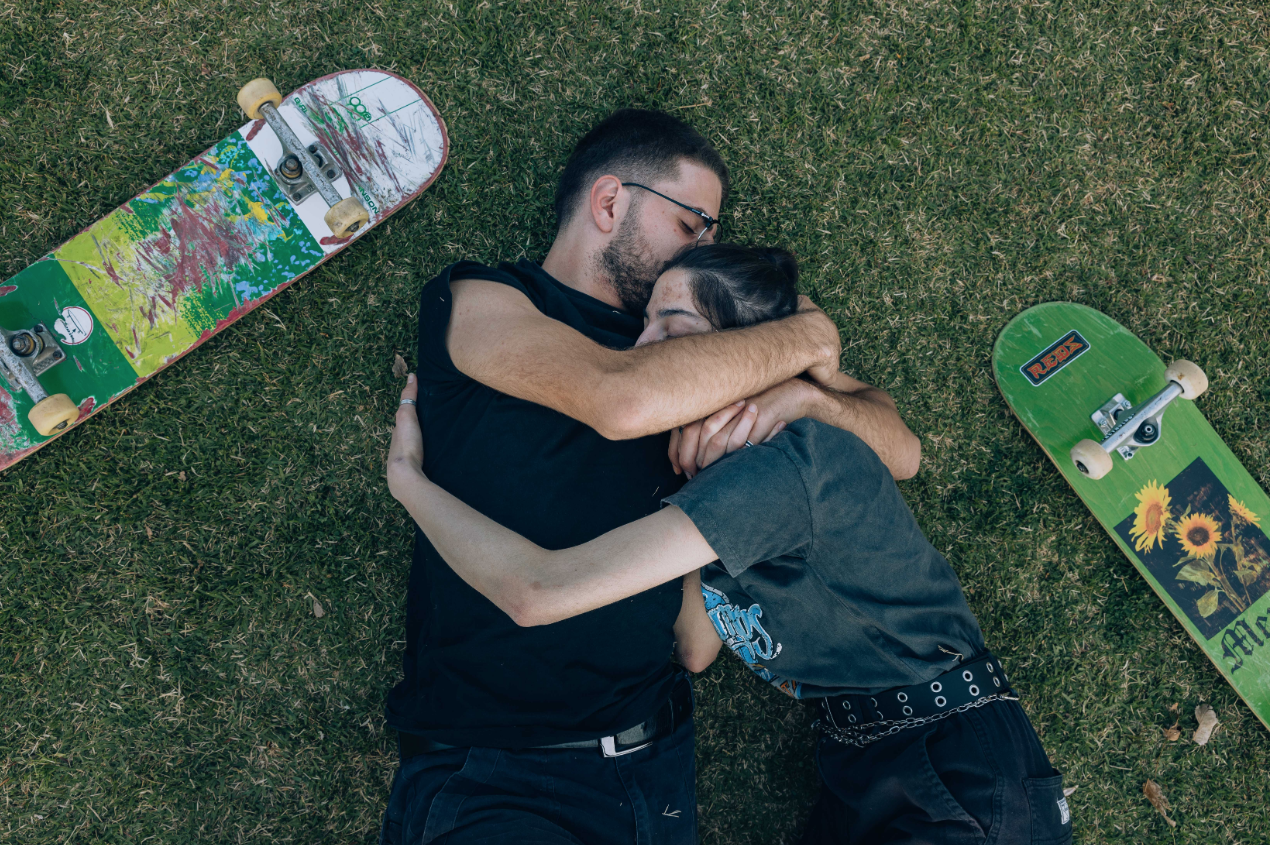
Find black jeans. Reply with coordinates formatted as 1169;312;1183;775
802;699;1071;845
380;716;696;845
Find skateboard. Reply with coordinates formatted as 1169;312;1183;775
0;70;447;471
994;302;1270;730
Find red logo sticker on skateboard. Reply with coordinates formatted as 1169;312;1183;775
53;306;93;345
1021;330;1089;386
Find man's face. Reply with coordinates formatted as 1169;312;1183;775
599;160;723;314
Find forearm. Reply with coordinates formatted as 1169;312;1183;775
804;374;922;479
673;570;724;673
387;465;548;617
388;464;718;625
599;310;836;439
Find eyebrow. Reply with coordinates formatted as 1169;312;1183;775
657;308;701;319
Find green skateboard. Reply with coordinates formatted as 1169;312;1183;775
0;71;447;472
994;302;1270;730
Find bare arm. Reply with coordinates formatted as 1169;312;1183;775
673;570;724;673
445;279;841;440
386;376;718;626
671;372;921;481
389;464;716;626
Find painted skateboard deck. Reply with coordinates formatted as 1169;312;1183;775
0;69;447;471
994;303;1270;730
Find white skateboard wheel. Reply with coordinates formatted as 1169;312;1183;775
1164;359;1207;400
1071;438;1113;480
237;78;283;120
324;197;370;238
29;393;79;436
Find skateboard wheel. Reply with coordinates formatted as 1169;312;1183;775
324;197;370;238
29;393;79;437
1071;438;1113;480
1165;359;1207;400
237;78;283;120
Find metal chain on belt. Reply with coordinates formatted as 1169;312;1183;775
816;692;1020;749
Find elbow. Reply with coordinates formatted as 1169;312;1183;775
589;390;657;441
676;640;721;673
678;652;714;674
502;580;560;628
892;431;922;481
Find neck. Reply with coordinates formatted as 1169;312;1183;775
541;224;623;309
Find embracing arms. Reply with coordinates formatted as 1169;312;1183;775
445;279;842;441
386;376;718;627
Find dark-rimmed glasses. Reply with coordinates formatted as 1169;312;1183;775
621;182;719;246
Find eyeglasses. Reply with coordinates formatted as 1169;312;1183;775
621;182;719;246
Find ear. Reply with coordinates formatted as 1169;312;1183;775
588;175;625;235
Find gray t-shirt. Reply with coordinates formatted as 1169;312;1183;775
665;418;985;698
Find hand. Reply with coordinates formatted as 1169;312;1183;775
386;374;425;497
669;377;813;477
795;295;841;385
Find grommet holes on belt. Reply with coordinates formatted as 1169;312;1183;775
930;682;942;693
962;670;974;682
847;714;856;723
897;692;908;703
994;677;1001;687
986;663;994;672
969;685;979;696
903;706;913;716
935;696;947;707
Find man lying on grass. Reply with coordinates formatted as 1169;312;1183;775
387;244;1072;845
379;108;920;845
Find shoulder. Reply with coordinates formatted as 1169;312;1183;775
773;419;887;485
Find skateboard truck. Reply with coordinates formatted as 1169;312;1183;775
236;78;370;238
1070;360;1208;480
0;323;80;436
273;143;343;205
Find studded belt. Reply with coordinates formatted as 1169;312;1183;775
816;653;1015;748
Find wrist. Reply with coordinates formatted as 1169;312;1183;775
387;459;427;499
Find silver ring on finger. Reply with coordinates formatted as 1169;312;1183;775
744;440;755;448
399;399;417;407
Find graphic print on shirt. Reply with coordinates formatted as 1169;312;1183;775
702;582;802;698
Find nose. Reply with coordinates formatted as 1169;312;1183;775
635;323;662;347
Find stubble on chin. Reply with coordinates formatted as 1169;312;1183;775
598;220;662;315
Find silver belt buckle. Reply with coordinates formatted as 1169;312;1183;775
600;735;653;758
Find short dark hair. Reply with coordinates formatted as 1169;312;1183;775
554;109;730;230
664;244;799;330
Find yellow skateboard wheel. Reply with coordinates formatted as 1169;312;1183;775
237;78;283;120
29;393;79;436
324;197;370;238
1071;438;1113;480
1164;359;1207;400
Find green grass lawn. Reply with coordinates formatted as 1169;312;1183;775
3;0;1270;841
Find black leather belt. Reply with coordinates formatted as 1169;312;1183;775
400;676;693;760
817;653;1013;728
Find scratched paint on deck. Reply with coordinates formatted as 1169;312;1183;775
52;133;324;377
2;70;448;472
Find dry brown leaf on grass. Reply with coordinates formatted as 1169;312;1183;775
308;594;326;618
1193;703;1219;745
1169;702;1180;714
1063;786;1078;798
392;353;409;379
1143;780;1177;828
1163;722;1181;742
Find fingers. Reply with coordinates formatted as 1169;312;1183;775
668;427;682;475
762;420;786;443
389;373;424;475
695;402;745;470
700;404;757;470
677;420;704;479
726;404;758;454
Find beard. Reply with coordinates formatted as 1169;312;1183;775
597;214;665;314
